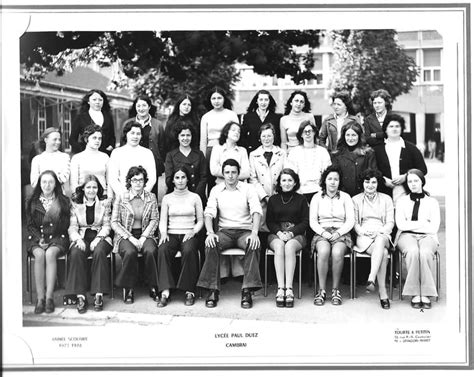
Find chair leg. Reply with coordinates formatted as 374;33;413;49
110;252;115;299
350;252;355;300
398;250;403;301
313;252;318;296
435;252;440;302
298;251;302;299
389;254;393;301
264;249;268;297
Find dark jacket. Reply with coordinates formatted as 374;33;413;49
163;114;201;157
122;117;166;176
363;112;393;147
26;198;70;252
165;148;207;204
241;112;282;154
331;147;376;197
373;139;427;196
69;111;116;155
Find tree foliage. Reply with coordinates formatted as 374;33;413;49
20;30;321;112
329;30;418;115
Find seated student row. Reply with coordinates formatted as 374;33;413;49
27;160;439;314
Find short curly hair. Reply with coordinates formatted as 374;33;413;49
125;166;148;190
358;168;384;192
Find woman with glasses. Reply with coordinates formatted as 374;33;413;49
111;166;160;304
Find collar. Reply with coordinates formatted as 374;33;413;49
384;137;406;148
222;143;240;152
254;145;281;156
129;190;145;201
215;181;244;192
334;112;348;120
322;190;341;199
410;192;425;201
136;114;151;127
376;110;387;120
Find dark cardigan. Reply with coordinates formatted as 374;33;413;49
240;111;282;154
266;193;309;236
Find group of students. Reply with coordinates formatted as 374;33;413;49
25;86;440;314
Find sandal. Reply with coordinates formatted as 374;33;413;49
366;280;376;293
276;288;285;308
331;288;342;305
285;287;294;308
313;289;326;306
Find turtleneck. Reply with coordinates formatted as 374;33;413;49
172;188;190;196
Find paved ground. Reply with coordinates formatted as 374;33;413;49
22;159;447;327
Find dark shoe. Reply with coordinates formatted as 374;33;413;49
285;288;294;308
157;294;169;308
241;289;253;309
77;296;88;314
93;294;103;312
421;297;432;309
380;298;390;310
275;288;285;308
45;298;55;313
34;298;45;314
205;290;219;308
184;292;195;306
366;280;376;293
149;287;159;302
124;289;134;304
220;277;229;285
411;296;422;309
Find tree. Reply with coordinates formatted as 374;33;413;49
20;30;322;113
329;30;418;115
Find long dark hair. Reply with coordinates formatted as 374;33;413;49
26;170;70;220
168;94;199;122
79;89;111;113
128;95;157;118
205;86;233;111
284;90;311;115
246;90;277;113
335;121;365;152
72;175;105;204
275;168;301;194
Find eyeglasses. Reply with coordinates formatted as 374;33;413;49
131;178;144;183
303;129;314;134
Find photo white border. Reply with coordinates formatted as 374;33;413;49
1;0;472;371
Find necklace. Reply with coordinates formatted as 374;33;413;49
281;194;294;205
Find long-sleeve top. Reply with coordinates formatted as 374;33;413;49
352;192;394;236
68;198;112;245
266;193;309;236
309;191;355;236
249;145;286;197
200;109;239;154
286;145;331;194
164;147;207;202
30;151;70;187
209;144;250;184
121;117;166;176
395;194;440;244
111;190;159;253
331;147;376;197
69;111;115;155
159;189;204;235
280;112;315;149
107;144;156;197
241;111;282;153
69;149;109;192
205;181;263;231
319;114;361;152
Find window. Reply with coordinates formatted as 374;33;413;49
422;49;441;83
60;103;72;150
